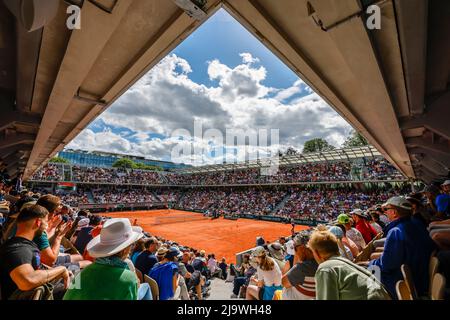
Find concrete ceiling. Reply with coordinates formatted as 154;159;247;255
0;0;449;183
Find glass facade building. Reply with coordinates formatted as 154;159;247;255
58;149;187;170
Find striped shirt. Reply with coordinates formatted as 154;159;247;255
284;260;318;300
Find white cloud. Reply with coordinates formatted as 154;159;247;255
68;53;352;165
239;52;260;64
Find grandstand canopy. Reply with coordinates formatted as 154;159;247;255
0;0;449;183
176;146;382;174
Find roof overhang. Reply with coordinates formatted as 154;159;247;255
0;0;448;183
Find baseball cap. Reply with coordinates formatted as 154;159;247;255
166;246;181;259
292;230;311;247
382;196;412;211
442;180;450;186
76;218;90;230
337;213;350;224
328;226;344;239
350;209;367;218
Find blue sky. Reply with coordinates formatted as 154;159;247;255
67;9;351;165
173;9;298;89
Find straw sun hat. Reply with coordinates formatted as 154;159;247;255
87;218;143;258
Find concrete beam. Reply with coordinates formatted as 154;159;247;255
1;152;24;166
408;147;450;168
0;134;35;149
0;110;41;132
6;159;22;171
16;22;43;111
6;167;20;178
415;155;449;176
400;90;450;139
414;168;434;184
394;0;428;116
0;144;33;158
405;136;450;155
25;0;135;178
414;165;444;181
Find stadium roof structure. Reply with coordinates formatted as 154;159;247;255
0;0;449;183
175;145;382;174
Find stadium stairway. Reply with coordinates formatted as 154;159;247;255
271;192;292;215
207;278;240;300
86;190;95;203
152;191;161;201
159;172;169;184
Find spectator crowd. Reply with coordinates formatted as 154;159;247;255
31;158;404;186
1;169;450;301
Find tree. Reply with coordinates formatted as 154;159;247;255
112;158;135;169
285;147;299;155
134;162;162;171
49;156;69;164
112;158;162;171
342;130;369;148
302;138;335;153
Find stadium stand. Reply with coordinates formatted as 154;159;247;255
1;158;450;300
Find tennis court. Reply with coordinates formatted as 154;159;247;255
106;209;309;263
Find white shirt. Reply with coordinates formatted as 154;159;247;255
257;257;282;286
346;227;366;250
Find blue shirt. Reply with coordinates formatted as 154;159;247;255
130;251;141;265
73;226;94;253
370;216;436;298
135;251;158;275
435;194;450;217
149;262;178;300
33;231;50;251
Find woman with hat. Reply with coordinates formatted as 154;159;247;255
245;246;282;301
63;218;144;300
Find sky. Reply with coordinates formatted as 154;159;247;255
66;9;352;166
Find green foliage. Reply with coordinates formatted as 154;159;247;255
112;158;162;171
49;156;69;164
342;130;369;148
302;138;335;153
112;158;135;169
133;162;162;171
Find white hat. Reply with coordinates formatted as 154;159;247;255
76;218;90;230
86;218;143;258
267;242;285;261
251;246;267;258
286;240;295;255
382;196;412;211
442;180;450;186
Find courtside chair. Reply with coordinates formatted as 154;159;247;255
429;256;440;297
401;264;418;300
354;233;383;262
135;269;144;284
396;280;413;300
31;286;45;300
144;275;159;300
431;273;446;300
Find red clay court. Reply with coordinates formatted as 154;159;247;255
106;209;309;263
